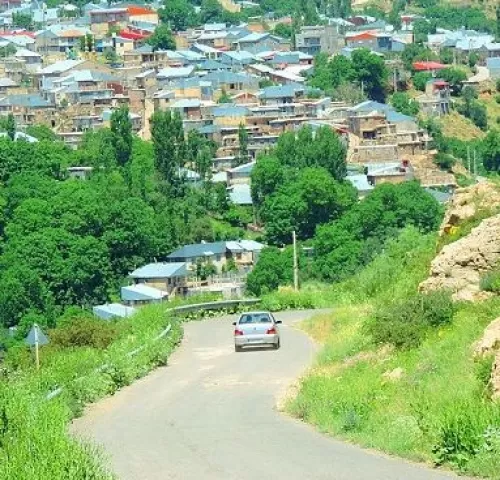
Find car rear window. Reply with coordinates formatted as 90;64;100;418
239;313;272;324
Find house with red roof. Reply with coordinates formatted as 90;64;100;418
412;61;446;73
90;6;158;35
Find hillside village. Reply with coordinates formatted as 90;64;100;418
0;0;498;318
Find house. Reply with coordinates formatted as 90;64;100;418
121;284;168;306
487;57;500;80
258;83;306;105
168;98;202;119
365;161;414;186
67;166;94;180
129;262;189;295
295;25;344;56
228;183;252;205
167;240;264;272
220;50;257;67
35;26;89;55
233;32;287;54
93;303;136;320
90;6;158;35
227;161;255;185
0;77;18;94
0;94;55;127
204;70;259;96
412;61;446;74
50;70;120;106
416;79;451;116
346;173;374;198
157;66;195;83
13;48;42;67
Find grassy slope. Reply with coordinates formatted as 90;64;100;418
285;228;500;478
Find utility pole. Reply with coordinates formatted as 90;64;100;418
292;230;299;292
473;149;477;179
34;323;40;370
467;145;471;174
393;69;397;92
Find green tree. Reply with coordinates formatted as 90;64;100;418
6;113;15;141
273;23;293;39
110;105;133;167
313;182;442;281
159;0;198;31
148;24;176;51
246;246;293;295
413;71;432;91
150;110;185;185
0;266;54;328
236;123;249;166
261;167;356;244
439;48;454;65
12;12;32;30
391;92;420;116
440;67;467;94
217;89;232;103
251;154;284;209
351;48;388;102
482;130;500;172
25;124;57;142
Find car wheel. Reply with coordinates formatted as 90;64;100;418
235;345;242;352
273;339;280;350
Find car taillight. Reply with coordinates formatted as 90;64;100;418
234;329;244;336
266;327;276;334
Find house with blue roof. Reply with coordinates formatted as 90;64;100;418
233;32;289;54
220;50;257;67
258;83;306;105
0;94;55;126
121;284;168;306
167;240;264;273
227;160;255;185
204;70;259;95
129;262;189;296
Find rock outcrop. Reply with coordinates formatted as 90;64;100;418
420;214;500;301
474;318;500;401
440;182;500;235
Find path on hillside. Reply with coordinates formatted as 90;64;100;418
72;310;460;480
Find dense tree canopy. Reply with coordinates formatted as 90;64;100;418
308;49;388;102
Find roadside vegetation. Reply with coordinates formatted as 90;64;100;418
282;228;500;478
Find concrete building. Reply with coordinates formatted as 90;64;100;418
295;25;344;56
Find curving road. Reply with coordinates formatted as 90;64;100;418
72;310;459;480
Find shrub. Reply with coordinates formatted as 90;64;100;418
480;269;500;294
433;403;500;470
365;290;455;349
50;317;119;349
433;152;456;172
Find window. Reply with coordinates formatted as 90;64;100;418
238;313;271;324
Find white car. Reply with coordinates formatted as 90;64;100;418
233;311;281;352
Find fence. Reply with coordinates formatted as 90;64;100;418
45;299;260;401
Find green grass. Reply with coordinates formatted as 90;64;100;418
0;302;186;480
285;229;500;478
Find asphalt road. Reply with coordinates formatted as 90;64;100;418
72;310;459;480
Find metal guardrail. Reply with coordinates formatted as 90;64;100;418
169;298;260;315
44;300;260;401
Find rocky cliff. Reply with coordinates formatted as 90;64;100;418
419;182;500;301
